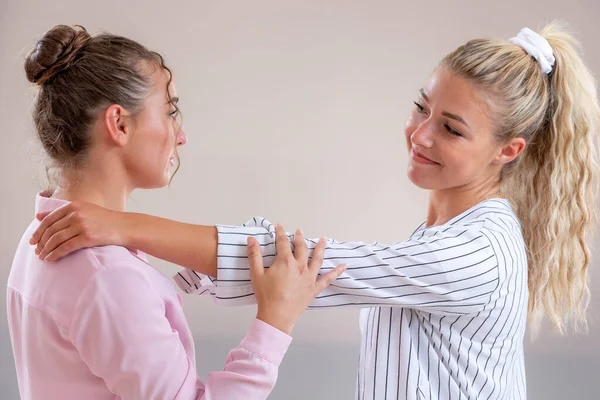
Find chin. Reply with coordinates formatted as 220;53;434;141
137;181;169;190
156;166;173;187
406;168;440;190
136;174;171;190
158;174;171;187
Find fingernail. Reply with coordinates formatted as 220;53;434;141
35;247;40;255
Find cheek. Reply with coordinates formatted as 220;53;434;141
404;117;417;147
160;130;173;156
137;128;173;168
442;144;488;181
150;121;175;158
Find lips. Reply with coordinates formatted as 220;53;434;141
410;148;439;165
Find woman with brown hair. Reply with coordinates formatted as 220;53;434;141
7;25;345;400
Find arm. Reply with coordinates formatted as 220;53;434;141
122;213;218;278
73;264;291;400
31;203;219;277
178;217;500;315
31;203;496;314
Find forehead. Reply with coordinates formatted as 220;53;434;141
423;68;490;121
148;67;178;101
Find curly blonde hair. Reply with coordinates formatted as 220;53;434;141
441;21;600;335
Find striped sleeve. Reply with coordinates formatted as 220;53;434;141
174;217;500;315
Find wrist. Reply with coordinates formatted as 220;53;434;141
115;211;136;248
256;310;294;335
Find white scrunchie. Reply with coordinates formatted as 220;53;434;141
509;27;555;75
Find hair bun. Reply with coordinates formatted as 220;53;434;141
24;25;91;85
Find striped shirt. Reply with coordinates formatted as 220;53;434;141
175;199;528;399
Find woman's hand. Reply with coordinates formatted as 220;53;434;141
29;201;124;261
248;224;346;335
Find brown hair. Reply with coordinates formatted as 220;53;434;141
25;25;180;179
441;21;600;335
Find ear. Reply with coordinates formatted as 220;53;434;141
494;137;526;165
103;104;132;147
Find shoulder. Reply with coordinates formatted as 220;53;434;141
57;246;165;324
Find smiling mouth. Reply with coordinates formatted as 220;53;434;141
410;148;440;165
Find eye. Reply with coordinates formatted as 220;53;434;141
169;108;179;118
413;101;426;114
444;124;463;137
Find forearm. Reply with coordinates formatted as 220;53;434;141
122;213;218;277
179;217;499;315
203;319;291;400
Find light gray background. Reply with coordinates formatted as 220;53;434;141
1;1;599;399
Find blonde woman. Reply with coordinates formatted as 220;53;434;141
30;22;599;399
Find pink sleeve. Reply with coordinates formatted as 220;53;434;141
204;319;292;399
70;265;292;400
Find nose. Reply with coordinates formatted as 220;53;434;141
176;128;187;146
410;120;434;149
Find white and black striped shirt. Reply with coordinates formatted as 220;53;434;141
175;199;528;399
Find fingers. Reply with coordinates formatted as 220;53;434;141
315;264;347;293
30;203;77;245
274;224;293;259
308;238;326;275
36;216;71;255
38;226;80;261
43;236;87;263
35;211;51;222
247;237;265;281
293;229;308;266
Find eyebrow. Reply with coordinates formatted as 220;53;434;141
418;89;470;128
167;96;179;105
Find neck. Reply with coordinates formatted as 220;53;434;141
52;155;131;211
426;182;502;227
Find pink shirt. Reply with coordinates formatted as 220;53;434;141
7;193;292;400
